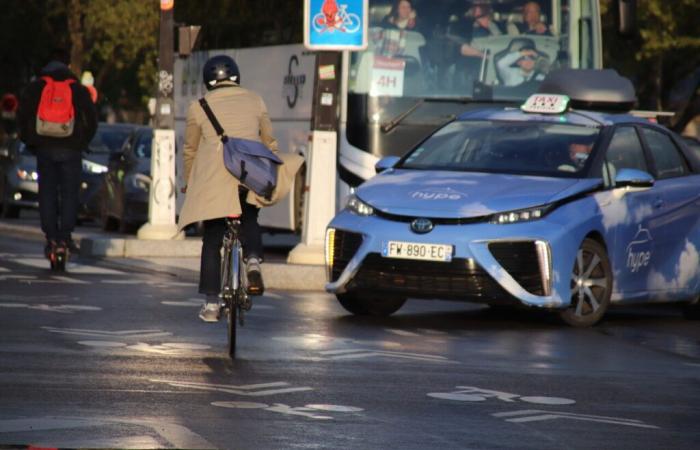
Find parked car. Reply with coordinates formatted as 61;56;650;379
80;122;138;221
325;71;700;327
682;135;700;159
0;139;38;218
99;126;152;233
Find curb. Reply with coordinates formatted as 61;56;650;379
0;220;327;291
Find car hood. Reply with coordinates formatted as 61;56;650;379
357;169;602;219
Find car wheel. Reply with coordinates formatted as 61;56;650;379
100;203;118;231
682;295;700;320
559;238;612;327
336;292;406;316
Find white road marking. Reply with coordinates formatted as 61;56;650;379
428;386;575;405
212;402;362;420
272;334;402;349
0;303;101;314
0;274;35;281
386;328;421;337
162;300;202;307
492;410;659;429
0;417;214;449
14;258;125;274
418;328;449;336
51;275;89;284
77;341;211;354
42;327;172;339
0;267;9;272
316;348;455;363
151;379;313;396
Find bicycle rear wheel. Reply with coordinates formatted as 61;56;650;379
227;300;237;358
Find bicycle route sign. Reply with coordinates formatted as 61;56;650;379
304;0;368;51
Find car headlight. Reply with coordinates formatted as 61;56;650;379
491;205;551;224
16;167;38;181
82;160;108;174
346;194;374;216
128;173;151;191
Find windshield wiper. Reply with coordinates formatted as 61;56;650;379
380;97;470;134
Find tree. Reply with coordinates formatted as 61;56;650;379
601;0;700;129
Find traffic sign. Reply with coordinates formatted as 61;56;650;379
304;0;368;51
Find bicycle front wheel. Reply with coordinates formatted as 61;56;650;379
227;300;237;358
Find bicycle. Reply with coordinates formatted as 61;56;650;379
47;240;68;272
219;215;252;358
312;3;361;34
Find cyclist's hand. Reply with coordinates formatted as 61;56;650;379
181;185;187;194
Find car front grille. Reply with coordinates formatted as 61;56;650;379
347;253;516;303
331;230;363;282
488;241;544;295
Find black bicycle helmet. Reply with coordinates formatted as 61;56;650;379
202;55;240;90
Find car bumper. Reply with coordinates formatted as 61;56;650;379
6;180;39;209
325;209;591;309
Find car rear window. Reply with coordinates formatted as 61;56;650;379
400;120;601;177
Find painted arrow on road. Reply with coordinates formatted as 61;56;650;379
492;410;659;429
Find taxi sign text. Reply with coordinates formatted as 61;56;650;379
522;94;570;114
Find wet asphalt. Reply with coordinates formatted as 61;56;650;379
0;232;699;449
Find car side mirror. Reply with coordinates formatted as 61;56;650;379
615;168;654;189
375;156;400;173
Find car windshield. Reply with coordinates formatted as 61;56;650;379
400;120;600;177
134;132;152;158
89;126;132;154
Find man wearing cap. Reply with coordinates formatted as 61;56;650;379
496;44;547;86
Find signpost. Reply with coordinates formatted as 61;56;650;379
138;0;182;240
288;0;367;264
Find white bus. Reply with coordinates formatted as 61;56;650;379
175;0;613;232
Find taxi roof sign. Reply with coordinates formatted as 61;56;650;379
521;94;570;114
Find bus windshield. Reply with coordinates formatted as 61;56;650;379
349;0;597;103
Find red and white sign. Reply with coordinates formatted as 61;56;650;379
521;94;570;114
370;56;405;97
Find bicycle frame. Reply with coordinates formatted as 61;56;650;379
220;216;249;358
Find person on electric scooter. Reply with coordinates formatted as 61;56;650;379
17;48;98;261
178;55;297;323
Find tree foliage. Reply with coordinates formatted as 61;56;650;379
601;0;700;120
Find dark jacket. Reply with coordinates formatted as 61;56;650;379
17;62;98;158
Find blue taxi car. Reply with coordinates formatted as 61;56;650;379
325;70;700;326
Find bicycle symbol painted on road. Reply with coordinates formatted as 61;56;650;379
213;401;363;420
428;386;576;405
312;0;361;33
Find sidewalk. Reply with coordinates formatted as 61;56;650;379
0;217;326;291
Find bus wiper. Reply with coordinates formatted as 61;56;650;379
381;99;424;133
380;96;474;133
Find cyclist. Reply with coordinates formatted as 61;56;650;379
178;55;278;323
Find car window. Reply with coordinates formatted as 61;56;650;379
134;132;152;158
603;126;647;186
400;120;600;177
89;126;132;154
641;128;688;179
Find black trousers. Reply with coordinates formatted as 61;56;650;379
36;151;82;242
199;191;263;295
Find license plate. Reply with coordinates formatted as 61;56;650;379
382;241;453;262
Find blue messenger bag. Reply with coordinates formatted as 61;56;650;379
199;98;282;200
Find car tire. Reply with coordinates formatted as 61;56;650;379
559;238;612;327
336;292;406;317
682;296;700;320
100;203;118;231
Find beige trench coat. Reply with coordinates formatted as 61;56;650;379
177;83;303;230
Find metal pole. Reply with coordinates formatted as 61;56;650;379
137;0;182;240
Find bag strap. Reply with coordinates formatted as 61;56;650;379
198;98;228;143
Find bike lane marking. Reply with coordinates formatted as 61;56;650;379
212;402;364;420
151;379;313;396
13;257;125;275
0;417;214;449
492;410;660;429
0;303;101;313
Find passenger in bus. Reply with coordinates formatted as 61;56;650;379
381;0;419;31
511;1;551;36
495;42;547;86
448;1;503;90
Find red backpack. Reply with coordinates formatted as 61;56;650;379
36;76;76;137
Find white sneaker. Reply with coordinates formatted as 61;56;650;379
198;299;220;323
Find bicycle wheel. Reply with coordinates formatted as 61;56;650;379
344;13;361;33
227;241;242;359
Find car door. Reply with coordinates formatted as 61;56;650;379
601;126;666;296
639;126;700;299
